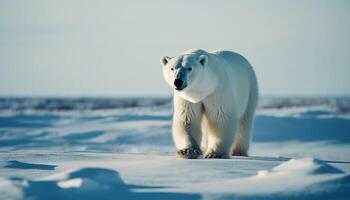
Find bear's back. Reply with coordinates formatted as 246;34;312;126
211;50;251;68
211;50;256;84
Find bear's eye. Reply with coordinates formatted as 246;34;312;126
188;67;192;71
170;68;174;71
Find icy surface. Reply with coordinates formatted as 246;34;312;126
0;97;349;200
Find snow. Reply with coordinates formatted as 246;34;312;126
172;158;347;195
0;97;349;200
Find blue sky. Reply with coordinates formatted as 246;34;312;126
0;0;349;97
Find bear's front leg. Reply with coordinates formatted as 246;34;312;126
204;110;238;159
173;96;203;159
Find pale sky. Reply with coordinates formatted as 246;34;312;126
0;0;349;97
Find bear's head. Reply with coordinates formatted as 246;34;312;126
160;50;219;103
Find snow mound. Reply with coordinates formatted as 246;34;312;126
57;168;125;189
1;167;200;200
272;158;344;175
179;158;349;199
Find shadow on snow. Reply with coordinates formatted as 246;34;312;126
10;167;201;200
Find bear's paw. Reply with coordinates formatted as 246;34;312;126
204;152;230;159
176;147;202;159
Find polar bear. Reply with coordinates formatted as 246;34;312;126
161;49;258;159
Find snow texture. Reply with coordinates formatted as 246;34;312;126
0;97;349;200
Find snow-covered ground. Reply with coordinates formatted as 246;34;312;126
0;97;349;200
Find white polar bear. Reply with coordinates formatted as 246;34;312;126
161;49;258;159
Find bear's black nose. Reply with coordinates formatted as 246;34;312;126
174;79;184;88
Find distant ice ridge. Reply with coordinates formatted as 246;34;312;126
258;96;350;119
0;97;172;113
0;96;349;119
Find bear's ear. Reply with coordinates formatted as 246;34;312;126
160;56;171;66
198;55;208;67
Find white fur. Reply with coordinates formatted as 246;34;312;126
161;49;258;158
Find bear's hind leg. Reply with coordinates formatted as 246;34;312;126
232;72;258;157
232;97;257;156
231;114;253;156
